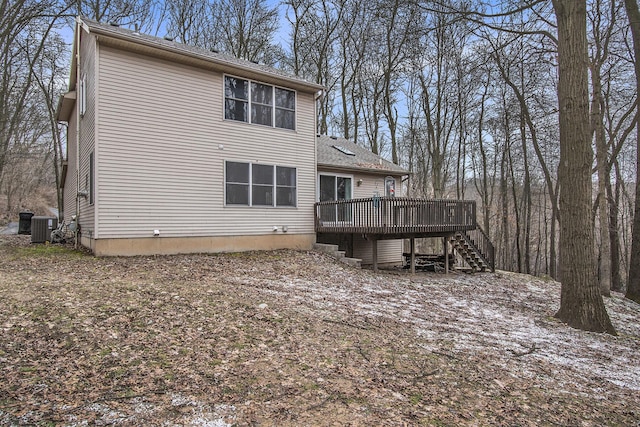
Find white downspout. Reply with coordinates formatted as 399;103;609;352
313;90;322;244
74;17;81;248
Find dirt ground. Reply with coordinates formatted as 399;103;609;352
0;234;639;426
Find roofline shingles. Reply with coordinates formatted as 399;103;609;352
80;17;324;93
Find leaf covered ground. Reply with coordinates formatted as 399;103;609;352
0;234;639;426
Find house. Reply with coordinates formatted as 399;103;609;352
313;136;493;272
56;16;411;265
57;17;322;256
316;135;408;265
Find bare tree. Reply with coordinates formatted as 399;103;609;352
77;0;155;27
412;2;474;198
27;26;70;216
588;0;624;296
335;0;370;142
378;0;418;164
491;41;561;276
0;1;66;214
624;0;640;303
0;1;70;221
165;0;215;48
285;0;345;134
469;60;495;235
214;0;280;65
552;0;615;333
359;68;385;155
284;0;314;76
1;1;50;183
433;0;617;331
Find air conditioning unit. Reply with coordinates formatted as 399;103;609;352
31;216;58;244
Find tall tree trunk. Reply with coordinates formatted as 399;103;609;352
477;76;490;235
520;106;532;274
624;0;640;303
493;50;561;276
456;65;467;200
608;164;623;292
550;188;558;279
518;53;532;275
500;129;510;270
340;63;351;140
591;65;612;296
508;145;523;273
552;0;615;333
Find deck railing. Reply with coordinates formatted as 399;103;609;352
466;226;495;271
314;197;477;235
457;227;496;272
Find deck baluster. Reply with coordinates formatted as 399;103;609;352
315;198;477;237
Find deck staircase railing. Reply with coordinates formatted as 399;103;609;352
451;227;495;272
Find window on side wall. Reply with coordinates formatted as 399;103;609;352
225;161;297;207
251;82;273;126
224;77;248;122
79;74;87;117
275;88;295;130
89;151;94;205
224;75;295;130
225;161;250;205
252;163;273;205
276;166;296;206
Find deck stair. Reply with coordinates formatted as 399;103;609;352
450;228;495;272
312;243;362;269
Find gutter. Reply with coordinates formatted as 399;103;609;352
316;163;410;177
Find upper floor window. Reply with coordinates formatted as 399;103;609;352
224;76;295;130
275;88;295;130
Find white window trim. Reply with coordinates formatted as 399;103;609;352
224;161;298;208
223;74;297;130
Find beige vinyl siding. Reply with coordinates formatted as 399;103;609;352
352;171;403;264
62;109;77;221
352;234;402;265
316;168;404;265
96;46;316;239
353;171;403;264
75;31;97;236
352;172;400;199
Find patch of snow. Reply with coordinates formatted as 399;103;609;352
165;394;235;427
234;269;640;392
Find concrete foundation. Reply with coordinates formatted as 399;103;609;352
85;233;316;256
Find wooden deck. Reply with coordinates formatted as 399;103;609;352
314;197;477;238
315;197;492;273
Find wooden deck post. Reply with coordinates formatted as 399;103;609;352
443;236;449;275
410;237;416;274
372;237;378;272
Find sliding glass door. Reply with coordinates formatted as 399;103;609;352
319;174;353;222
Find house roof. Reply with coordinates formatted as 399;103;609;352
77;17;324;93
317;135;409;176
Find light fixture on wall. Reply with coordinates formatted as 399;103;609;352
357;179;363;187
